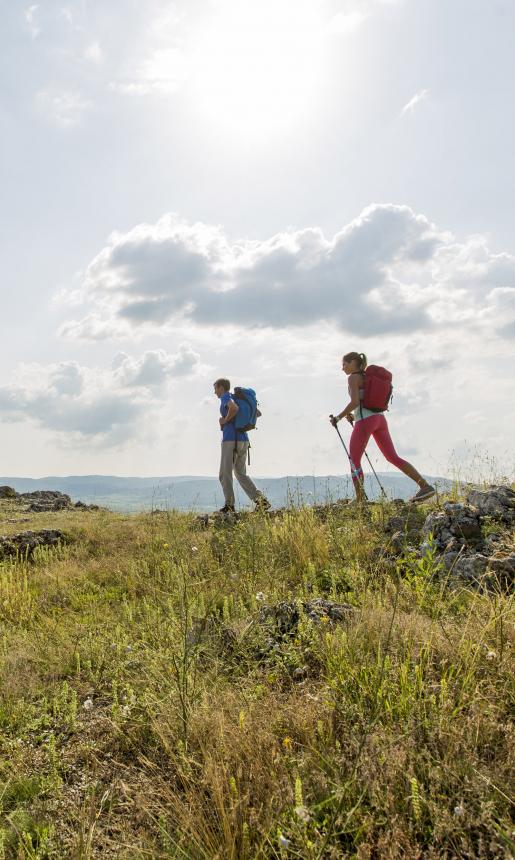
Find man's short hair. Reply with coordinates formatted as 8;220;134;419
214;378;231;392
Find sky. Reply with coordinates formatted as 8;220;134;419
1;0;514;480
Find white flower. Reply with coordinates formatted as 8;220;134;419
486;650;497;661
255;591;266;602
278;834;291;847
191;546;198;553
294;805;310;822
83;697;93;711
454;803;465;817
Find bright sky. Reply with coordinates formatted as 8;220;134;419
1;0;514;479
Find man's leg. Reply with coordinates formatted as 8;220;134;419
234;441;260;501
219;442;236;507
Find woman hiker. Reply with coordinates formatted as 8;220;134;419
330;352;435;503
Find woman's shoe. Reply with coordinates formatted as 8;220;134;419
409;484;436;504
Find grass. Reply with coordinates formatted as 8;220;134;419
0;495;513;858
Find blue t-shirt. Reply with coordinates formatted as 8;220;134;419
220;392;248;442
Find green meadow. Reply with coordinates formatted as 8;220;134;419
0;494;513;859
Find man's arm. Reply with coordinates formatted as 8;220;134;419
220;399;239;426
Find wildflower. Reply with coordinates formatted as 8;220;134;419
294;805;310;822
486;650;497;661
320;614;330;624
255;591;266;602
278;834;291;848
162;542;169;550
454;803;465;817
191;546;198;553
83;697;93;711
282;736;293;750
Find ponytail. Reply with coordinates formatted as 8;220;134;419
343;351;367;371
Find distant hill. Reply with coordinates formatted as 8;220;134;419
0;474;452;512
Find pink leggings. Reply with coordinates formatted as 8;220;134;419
349;414;408;483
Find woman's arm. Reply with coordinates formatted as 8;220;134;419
334;374;361;422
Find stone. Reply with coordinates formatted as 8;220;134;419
467;485;515;524
19;490;72;512
0;486;17;499
451;553;490;585
0;528;66;559
487;554;515;589
259;598;355;637
422;504;482;548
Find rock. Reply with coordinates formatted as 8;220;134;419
451;553;490;586
0;529;66;559
389;530;420;554
487;554;515;589
259;598;355;637
467;485;515;524
74;501;99;511
19;490;72;512
422;504;482;548
384;510;421;535
0;486;18;499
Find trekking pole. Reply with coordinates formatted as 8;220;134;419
344;415;389;500
362;450;388;499
330;416;368;501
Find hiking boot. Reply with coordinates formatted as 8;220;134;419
254;495;271;512
409;484;436;504
218;503;235;514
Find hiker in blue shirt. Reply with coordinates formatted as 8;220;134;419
213;378;271;514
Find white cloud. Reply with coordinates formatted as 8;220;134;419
84;41;103;63
0;348;201;448
36;89;93;127
401;89;429;116
328;10;369;35
24;4;40;38
59;205;515;345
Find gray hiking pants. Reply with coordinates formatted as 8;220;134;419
219;441;259;507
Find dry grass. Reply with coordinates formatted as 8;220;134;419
0;498;513;858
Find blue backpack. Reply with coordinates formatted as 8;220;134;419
233;387;261;432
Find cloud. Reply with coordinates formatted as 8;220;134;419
84;41;103;64
59;204;515;344
0;348;201;447
401;89;429;116
36;89;93;126
24;4;40;38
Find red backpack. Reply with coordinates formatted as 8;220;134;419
359;365;393;413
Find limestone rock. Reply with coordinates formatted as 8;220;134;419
0;528;66;559
467;485;515;524
259;598;355;637
19;490;72;512
422;503;481;548
451;553;490;585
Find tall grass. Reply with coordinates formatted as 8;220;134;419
0;499;512;858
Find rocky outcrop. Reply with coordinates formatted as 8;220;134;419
20;490;73;512
466;485;515;524
259;598;355;636
421;502;482;549
0;487;100;512
0;529;66;559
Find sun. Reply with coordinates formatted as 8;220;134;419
187;0;325;142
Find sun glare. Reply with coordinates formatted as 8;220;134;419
188;0;325;141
